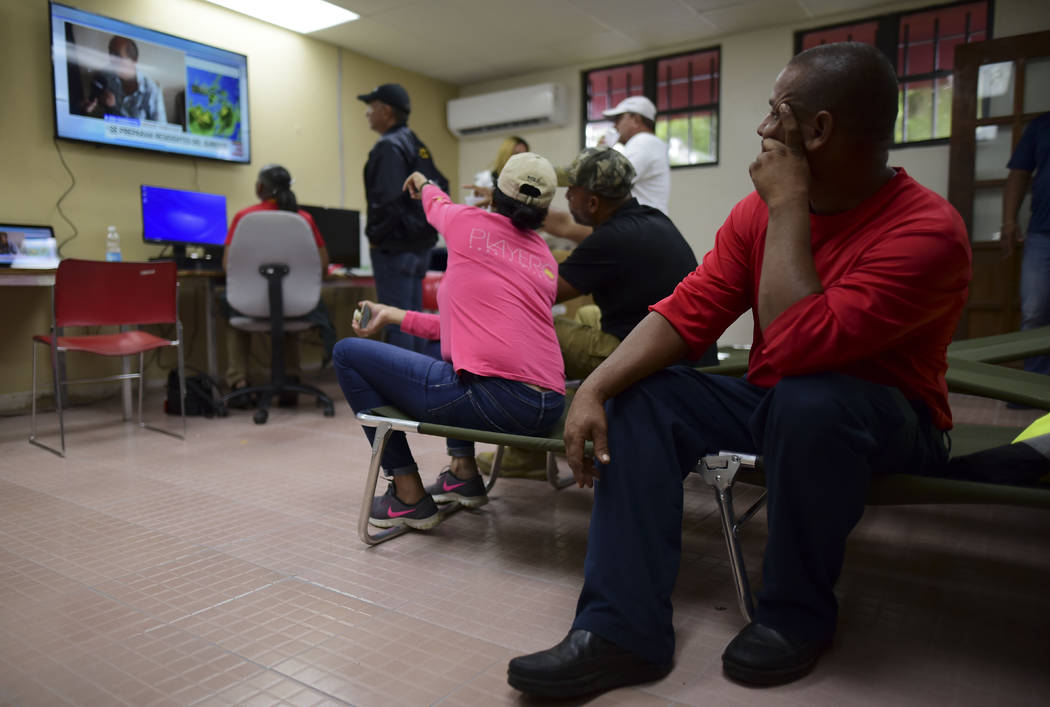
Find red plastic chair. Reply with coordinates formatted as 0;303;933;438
422;271;443;312
30;259;186;457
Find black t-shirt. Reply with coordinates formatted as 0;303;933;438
558;199;698;341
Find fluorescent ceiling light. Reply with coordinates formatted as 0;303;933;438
202;0;359;34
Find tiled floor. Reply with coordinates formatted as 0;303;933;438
1;375;1048;706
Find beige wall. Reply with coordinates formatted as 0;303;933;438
0;0;457;408
456;0;1050;345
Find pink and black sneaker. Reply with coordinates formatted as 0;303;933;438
368;482;441;530
426;468;489;508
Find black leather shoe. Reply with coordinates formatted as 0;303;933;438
507;629;671;698
722;623;828;686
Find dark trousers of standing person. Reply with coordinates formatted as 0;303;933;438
370;246;430;352
570;367;948;666
1020;230;1050;375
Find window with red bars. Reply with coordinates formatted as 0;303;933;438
800;21;879;50
582;47;720;167
795;1;990;145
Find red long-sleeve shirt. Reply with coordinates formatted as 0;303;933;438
652;169;971;430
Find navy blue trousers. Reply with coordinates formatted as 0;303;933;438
571;368;947;666
370;247;430;353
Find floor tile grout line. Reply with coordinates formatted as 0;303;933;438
156;577;298;630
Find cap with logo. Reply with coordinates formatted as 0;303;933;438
602;95;657;122
496;152;557;209
356;83;411;114
565;147;635;200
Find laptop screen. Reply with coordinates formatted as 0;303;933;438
0;224;59;268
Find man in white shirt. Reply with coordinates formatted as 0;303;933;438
602;96;670;213
544;96;671;242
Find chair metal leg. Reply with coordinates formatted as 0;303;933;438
698;452;765;622
53;340;66;457
120;324;133;421
141;345;188;441
30;341;39;442
545;452;574;489
358;422;411;545
137;351;146;429
177;338;187;439
484;445;505;493
29;339;66;458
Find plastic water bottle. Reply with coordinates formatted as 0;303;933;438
105;225;122;262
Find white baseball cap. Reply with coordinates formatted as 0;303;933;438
497;152;557;209
602;95;657;122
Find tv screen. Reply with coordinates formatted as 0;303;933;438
141;185;228;250
50;2;251;163
300;205;361;268
0;224;60;269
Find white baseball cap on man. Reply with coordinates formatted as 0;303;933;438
602;95;657;122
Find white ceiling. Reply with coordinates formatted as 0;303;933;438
310;0;903;85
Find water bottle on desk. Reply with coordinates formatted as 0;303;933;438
105;225;122;262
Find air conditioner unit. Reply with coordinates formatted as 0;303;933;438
447;83;567;138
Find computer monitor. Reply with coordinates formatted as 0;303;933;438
0;223;59;269
141;184;227;260
299;205;360;268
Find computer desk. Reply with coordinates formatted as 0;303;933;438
177;268;375;389
3;267;375;414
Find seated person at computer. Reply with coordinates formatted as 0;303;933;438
333;153;566;530
222;164;333;403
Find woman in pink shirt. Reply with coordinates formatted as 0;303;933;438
333;153;566;530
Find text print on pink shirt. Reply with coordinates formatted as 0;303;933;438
468;228;556;281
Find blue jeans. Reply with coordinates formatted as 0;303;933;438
370;247;429;352
571;368;947;666
1020;231;1050;375
333;337;564;475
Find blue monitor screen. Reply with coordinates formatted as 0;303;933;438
141;185;227;248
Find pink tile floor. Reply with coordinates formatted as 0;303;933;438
1;374;1048;706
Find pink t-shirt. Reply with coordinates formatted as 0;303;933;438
400;184;565;394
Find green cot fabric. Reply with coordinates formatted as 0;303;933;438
944;358;1050;410
946;325;1050;363
734;424;1050;508
364;405;590;455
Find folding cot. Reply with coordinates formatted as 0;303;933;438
354;326;1050;555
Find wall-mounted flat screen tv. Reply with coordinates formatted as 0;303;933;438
49;2;251;163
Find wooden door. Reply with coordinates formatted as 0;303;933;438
948;30;1050;339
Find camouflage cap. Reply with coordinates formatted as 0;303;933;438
565;147;635;200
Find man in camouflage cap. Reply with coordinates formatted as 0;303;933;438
554;147;711;378
477;147;713;476
564;146;636;200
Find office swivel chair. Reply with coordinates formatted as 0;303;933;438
220;211;335;424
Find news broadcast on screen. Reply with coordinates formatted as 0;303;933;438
49;2;251;163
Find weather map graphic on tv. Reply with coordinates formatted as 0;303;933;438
186;67;241;139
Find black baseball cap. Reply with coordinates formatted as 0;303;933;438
357;83;411;114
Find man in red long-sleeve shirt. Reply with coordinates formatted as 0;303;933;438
507;42;971;698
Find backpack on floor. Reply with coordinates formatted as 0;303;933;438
164;370;227;418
